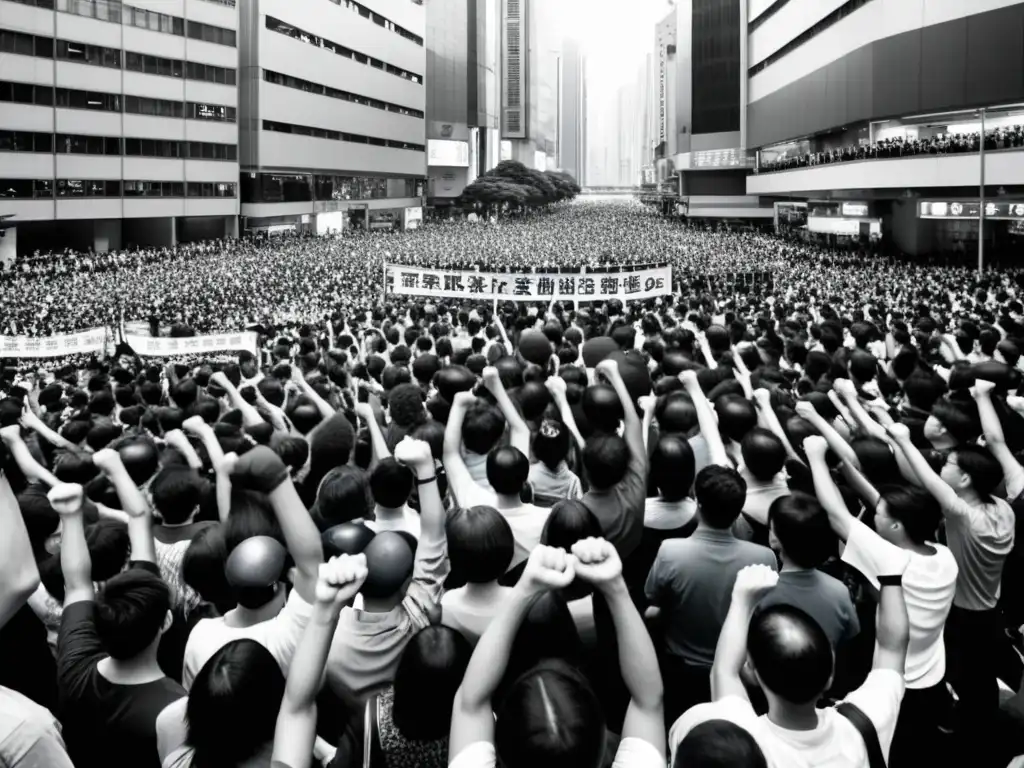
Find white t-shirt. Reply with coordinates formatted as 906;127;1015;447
181;589;312;690
441;586;515;645
449;737;663;768
366;505;421;538
644;496;696;531
668;670;905;768
841;518;958;689
498;503;551;569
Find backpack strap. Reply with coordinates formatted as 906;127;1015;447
836;701;887;768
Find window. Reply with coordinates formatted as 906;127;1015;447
9;0;56;8
125;95;183;117
123;180;183;196
56;0;122;23
198;0;234;6
123;6;184;35
185;61;236;85
125;52;184;78
56;87;120;111
264;16;422;84
0;30;53;58
188;181;236;197
57;179;121;197
57;39;121;68
186;20;236;47
54;133;121;155
261;120;424;152
187;102;236;122
326;0;423;45
750;0;874;77
0;179;54;198
0;130;53;153
262;70;424;119
1;81;55;106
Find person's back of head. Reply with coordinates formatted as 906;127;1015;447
650;435;695;502
767;492;835;568
582;433;629;491
875;485;942;546
740;427;786;482
694;466;747;529
370;457;414;509
487;446;530;497
716;395;757;444
361;531;418;603
150;464;202;525
462;402;506;456
274;435;309;475
445;505;514;586
187;639;285;767
387;383;426;429
533;420;570;471
673;719;768;768
495;658;604;768
851;437;900;487
183;525;233;613
928;399;980;446
392;625;473;741
903;370;943;411
313;466;372;528
747;604;833;705
657;392;698;435
949;444;1003;502
95;568;171;660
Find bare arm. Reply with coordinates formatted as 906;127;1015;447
874;580;910;675
354;402;390;470
973;381;1024;499
163;430;204;471
795;400;858;467
48;484;93;607
752;388;802;463
545;376;585;451
210;371;264;429
481;366;531;457
92;450;157;565
295;374;337;422
887;424;960;510
442;392;478;506
21;407;78;452
681;371;730;467
0;471;41;628
0;426;58;487
838;459;882;512
804;437;856;542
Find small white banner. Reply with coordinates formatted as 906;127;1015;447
0;328;108;358
386;264;673;301
124;332;259;357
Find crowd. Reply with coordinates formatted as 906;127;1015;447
757;122;1024;173
3;198;1024;767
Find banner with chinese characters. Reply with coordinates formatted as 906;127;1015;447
0;328;108;358
124;332;259;357
385;265;673;301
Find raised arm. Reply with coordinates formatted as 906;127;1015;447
681;370;730;467
210;371;264;429
573;538;665;756
21;404;78;452
795;400;858;467
163;429;204;471
48;483;93;607
730;345;754;400
639;395;656;452
0;471;41;628
293;370;336;422
91;449;157;565
354;401;390;470
232;447;323;603
449;546;576;758
873;570;911;675
492;303;514;356
886;422;960;510
597;358;645;463
973;380;1024;499
0;425;58;487
272;555;368;768
711;565;780;702
752;388;802;464
442;391;478;506
481;366;530;457
804;436;856;542
834;379;887;442
394;437;443;542
696;331;718;371
544;375;585;451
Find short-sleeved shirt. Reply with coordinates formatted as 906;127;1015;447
941;495;1014;610
757;569;860;649
0;685;74;768
645;528;777;666
528;461;582;507
668;669;906;768
326;525;450;702
182;588;313;690
842;518;957;688
449;737;664;768
57;567;185;768
582;434;647;559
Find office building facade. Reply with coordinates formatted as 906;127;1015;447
0;0;240;256
238;0;426;234
559;36;586;183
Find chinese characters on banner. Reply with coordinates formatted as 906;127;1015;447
123;332;259;357
0;328;108;358
385;265;673;301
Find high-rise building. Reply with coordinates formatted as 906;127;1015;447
425;0;501;207
238;0;426;234
0;0;240;255
500;0;559;170
558;36;586;183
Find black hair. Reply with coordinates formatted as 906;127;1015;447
582;434;629;490
694;466;747;529
768;492;835;568
392;626;473;741
877;485;941;544
182;525;234;613
388;383;427;429
850;437;900;487
313;466;372;529
446;506;515;585
462;403;506;455
740;427;786;482
716;395;758;443
930;400;980;445
186;639;285;768
748;604;833;704
370;457;414;509
274;435;310;472
94;568;170;660
487;446;530;496
953;444;1003;501
674;719;768;768
533;420;570;470
903;371;944;411
150;465;202;525
650;435;695;502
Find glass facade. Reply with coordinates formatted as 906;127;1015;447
692;0;740;135
243;173;421;203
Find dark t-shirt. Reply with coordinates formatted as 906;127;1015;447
57;563;185;768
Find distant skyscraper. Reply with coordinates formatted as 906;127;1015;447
559;37;586;183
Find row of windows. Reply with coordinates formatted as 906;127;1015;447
748;0;790;33
262;70;424;120
0;82;236;122
265;16;422;85
54;0;237;46
241;173;422;204
0;178;236;198
262;120;424;152
0;130;238;160
314;174;420;201
749;0;874;77
327;0;423;46
0;30;236;85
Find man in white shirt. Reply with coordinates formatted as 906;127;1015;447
366;457;421;538
670;558;910;768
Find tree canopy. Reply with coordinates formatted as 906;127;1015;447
458;161;580;212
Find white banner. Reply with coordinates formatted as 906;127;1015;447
386;265;673;301
0;328;108;358
124;332;259;357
